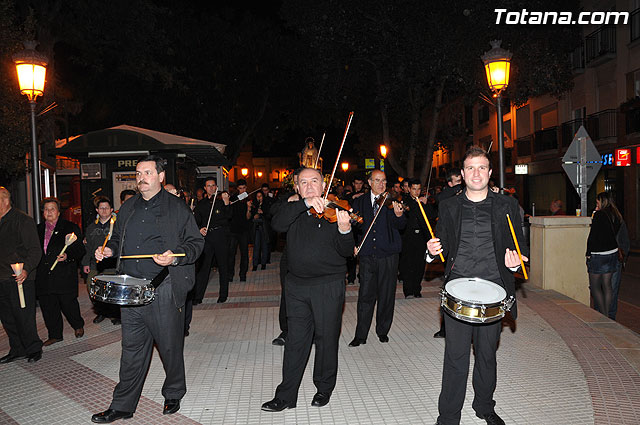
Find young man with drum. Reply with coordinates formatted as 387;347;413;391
426;147;528;425
91;155;203;423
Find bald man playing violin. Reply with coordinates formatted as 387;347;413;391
262;167;355;412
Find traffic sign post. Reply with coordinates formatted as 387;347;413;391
561;126;602;216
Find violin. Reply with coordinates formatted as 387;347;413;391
311;194;364;224
376;191;410;211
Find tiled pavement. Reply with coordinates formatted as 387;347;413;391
1;252;640;424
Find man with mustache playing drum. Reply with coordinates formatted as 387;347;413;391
91;155;203;423
426;147;528;425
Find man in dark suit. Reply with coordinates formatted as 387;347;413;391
427;147;528;425
91;155;203;423
0;187;43;363
348;170;406;347
36;197;86;346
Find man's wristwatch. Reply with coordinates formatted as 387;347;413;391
171;256;179;266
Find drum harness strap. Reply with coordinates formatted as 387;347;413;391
115;200;170;290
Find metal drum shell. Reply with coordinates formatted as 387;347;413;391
440;278;507;324
90;274;155;306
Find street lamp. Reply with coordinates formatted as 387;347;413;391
14;41;48;223
240;167;249;177
341;162;349;172
379;144;387;159
481;40;512;193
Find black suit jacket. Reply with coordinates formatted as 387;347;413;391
106;190;204;309
436;190;529;319
36;219;85;296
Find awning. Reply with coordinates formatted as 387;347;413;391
55;125;229;166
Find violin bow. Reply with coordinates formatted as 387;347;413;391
355;191;389;256
313;132;326;169
204;187;219;231
323;112;354;204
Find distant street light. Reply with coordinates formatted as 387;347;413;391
14;41;48;223
481;40;512;193
240;167;249;177
257;171;263;178
341;162;349;172
379;145;388;159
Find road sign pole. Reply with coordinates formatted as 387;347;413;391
579;137;587;216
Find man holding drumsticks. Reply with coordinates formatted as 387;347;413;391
91;155;203;423
426;147;528;425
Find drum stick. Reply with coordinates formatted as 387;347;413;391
101;215;116;254
414;197;445;262
11;263;25;308
506;213;528;280
120;253;186;259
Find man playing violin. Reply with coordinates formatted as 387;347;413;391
426;147;528;425
262;167;354;412
348;169;406;347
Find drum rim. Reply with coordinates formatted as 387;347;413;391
444;277;506;305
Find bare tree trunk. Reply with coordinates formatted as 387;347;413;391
418;79;445;183
230;89;270;164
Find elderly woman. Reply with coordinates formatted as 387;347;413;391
586;192;622;317
36;197;85;346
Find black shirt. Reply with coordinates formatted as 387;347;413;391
450;194;501;284
229;195;252;234
194;196;231;230
121;192;165;279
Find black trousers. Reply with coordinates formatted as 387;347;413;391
228;230;249;280
354;254;399;340
278;247;288;334
400;230;427;296
0;279;42;356
346;255;357;283
438;313;502;425
38;292;84;339
194;228;229;301
110;280;186;413
275;278;345;404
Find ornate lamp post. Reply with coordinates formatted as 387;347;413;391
14;41;48;223
481;40;512;193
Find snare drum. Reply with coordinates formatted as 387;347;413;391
90;274;155;306
441;277;514;324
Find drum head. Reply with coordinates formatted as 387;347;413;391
94;274;151;285
445;278;506;304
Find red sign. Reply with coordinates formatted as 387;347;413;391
616;149;631;166
637;147;640;165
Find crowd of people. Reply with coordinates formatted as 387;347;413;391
0;146;632;425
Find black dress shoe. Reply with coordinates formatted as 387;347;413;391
27;350;42;363
272;332;286;346
433;330;446;338
91;409;133;423
0;353;26;364
111;319;121;325
378;335;389;343
405;294;415;299
348;338;366;347
476;411;506;425
217;297;227;303
415;293;422;298
93;315;106;324
192;299;202;305
311;392;331;407
163;399;180;415
261;398;296;412
261;264;266;270
240;277;247;282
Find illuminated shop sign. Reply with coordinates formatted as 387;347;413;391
602;153;613;166
615;149;631;166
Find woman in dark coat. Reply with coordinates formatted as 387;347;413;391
36;197;86;346
586;191;622;317
251;191;271;270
